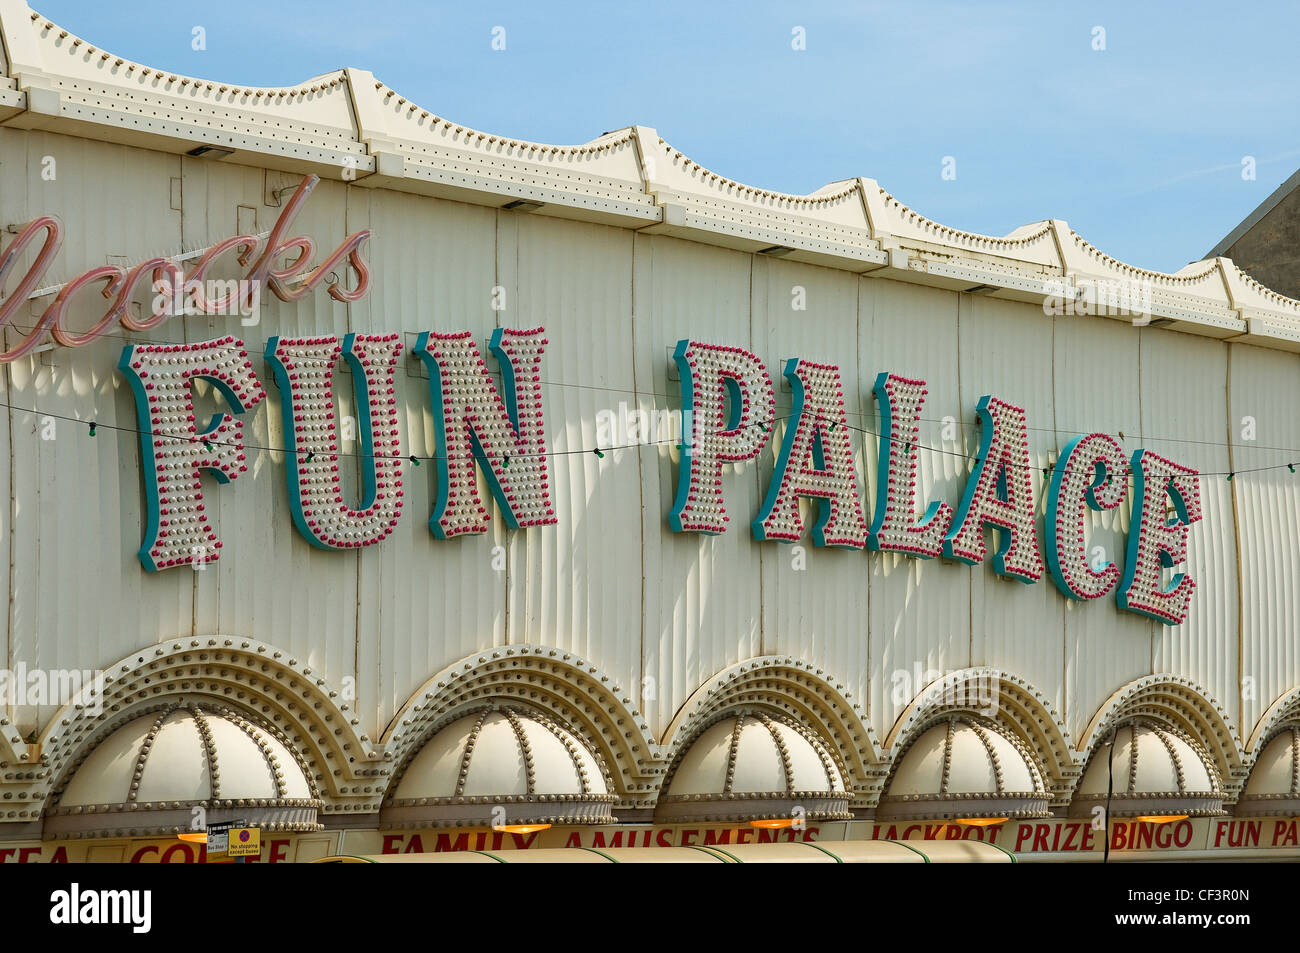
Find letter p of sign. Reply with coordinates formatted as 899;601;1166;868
669;340;775;535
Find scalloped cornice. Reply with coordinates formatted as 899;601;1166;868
1;0;1299;349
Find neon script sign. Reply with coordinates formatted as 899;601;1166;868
0;175;369;362
0;191;1202;626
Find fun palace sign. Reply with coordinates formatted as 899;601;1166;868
0;176;1202;626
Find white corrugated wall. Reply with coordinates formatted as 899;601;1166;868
0;124;1293;762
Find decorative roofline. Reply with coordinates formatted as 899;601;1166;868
2;0;1299;350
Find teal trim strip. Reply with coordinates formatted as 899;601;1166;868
894;840;930;863
985;840;1018;864
698;845;741;863
801;842;843;863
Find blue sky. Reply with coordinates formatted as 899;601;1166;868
34;1;1300;274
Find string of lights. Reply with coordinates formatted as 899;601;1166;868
7;317;1292;459
0;390;1294;484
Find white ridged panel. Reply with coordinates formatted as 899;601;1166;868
858;278;972;744
1141;331;1238;734
507;213;642;703
3;134;191;732
354;189;503;738
958;296;1065;721
633;234;763;739
1227;343;1300;742
754;257;869;710
0;282;8;731
6;112;1300;782
182;164;358;710
1051;316;1152;742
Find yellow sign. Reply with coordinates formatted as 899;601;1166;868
226;827;261;858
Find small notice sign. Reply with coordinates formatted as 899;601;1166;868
227;827;261;858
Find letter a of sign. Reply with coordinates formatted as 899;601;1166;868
118;337;266;570
942;395;1043;582
264;334;405;549
752;359;868;548
413;328;555;537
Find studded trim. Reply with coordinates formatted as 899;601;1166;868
1291;727;1299;797
1128;724;1141;794
530;709;593;796
453;710;491;798
876;713;1052;820
785;717;843;792
226;708;286;799
722;715;745;796
939;718;955;797
967;720;1005;794
501;708;536;796
191;706;221;800
126;708;172;805
754;712;793;794
1149;723;1187;793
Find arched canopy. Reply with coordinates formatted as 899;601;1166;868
40;637;380;814
885;668;1076;805
384;646;660;809
656;711;851;824
662;656;884;806
1076;675;1245;799
878;714;1051;821
45;701;321;839
382;705;616;829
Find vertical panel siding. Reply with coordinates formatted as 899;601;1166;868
1227;343;1300;742
959;296;1065;722
508;214;642;703
356;189;503;738
4;133;190;733
1141;331;1238;737
178;166;362;734
754;257;870;712
0;119;1290;771
859;279;973;743
633;235;763;739
1052;317;1152;742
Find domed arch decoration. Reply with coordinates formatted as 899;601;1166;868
883;668;1077;805
1076;675;1246;800
44;699;324;839
383;646;661;810
380;704;619;830
39;637;383;815
1246;686;1300;758
661;656;885;806
876;712;1052;821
